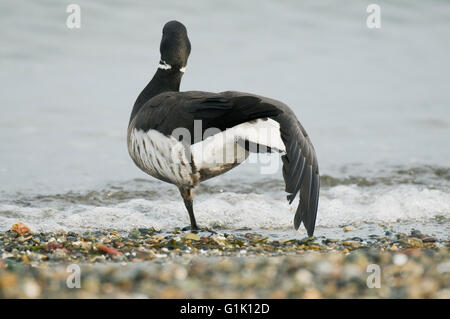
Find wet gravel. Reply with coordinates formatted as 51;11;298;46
0;226;449;298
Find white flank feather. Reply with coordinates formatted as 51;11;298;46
128;129;193;186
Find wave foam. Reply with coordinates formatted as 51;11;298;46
0;184;448;233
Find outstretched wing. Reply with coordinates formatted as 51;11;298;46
276;110;320;237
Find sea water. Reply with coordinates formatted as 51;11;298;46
0;0;449;240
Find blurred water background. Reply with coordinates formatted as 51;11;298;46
0;0;449;239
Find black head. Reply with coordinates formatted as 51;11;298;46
160;21;191;70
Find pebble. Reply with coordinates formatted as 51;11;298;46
422;237;437;243
393;253;408;266
343;241;362;248
399;238;424;248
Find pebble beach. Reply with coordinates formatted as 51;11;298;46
1;224;449;298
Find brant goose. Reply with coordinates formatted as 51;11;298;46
128;21;320;236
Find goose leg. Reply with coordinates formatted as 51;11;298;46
179;187;198;231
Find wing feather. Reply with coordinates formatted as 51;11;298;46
276;113;320;236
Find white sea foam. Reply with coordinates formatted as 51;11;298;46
0;184;448;234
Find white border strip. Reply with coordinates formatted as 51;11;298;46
158;60;186;73
158;60;172;70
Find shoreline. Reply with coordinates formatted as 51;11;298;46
0;227;449;298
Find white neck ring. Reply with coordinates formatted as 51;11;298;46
158;60;186;73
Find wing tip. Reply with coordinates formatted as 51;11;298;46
293;208;316;235
304;220;316;237
292;171;320;237
293;205;317;236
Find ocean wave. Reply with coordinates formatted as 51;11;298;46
0;181;448;234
